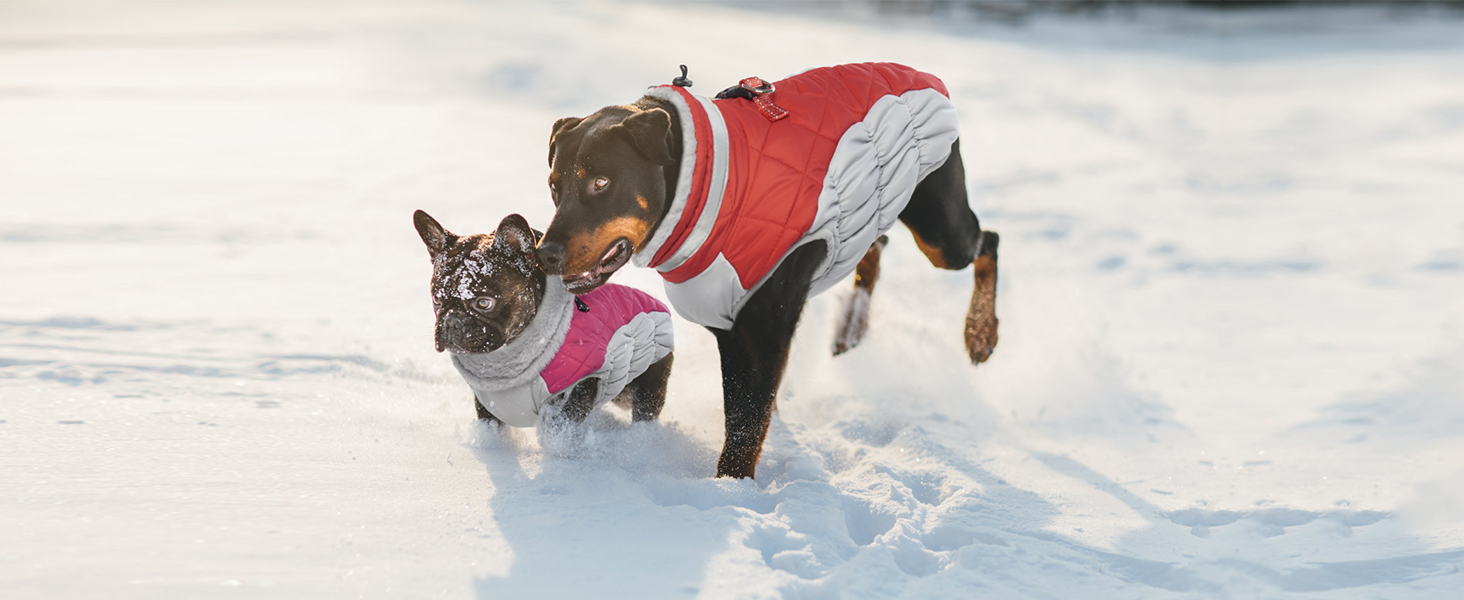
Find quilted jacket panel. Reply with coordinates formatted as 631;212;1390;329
539;283;671;395
663;63;950;288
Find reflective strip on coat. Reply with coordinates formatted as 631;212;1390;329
633;62;961;329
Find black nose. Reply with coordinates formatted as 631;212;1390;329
436;313;467;352
536;241;566;274
446;313;467;329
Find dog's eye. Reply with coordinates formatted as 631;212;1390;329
593;176;609;191
472;297;496;312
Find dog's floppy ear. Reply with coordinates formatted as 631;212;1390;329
612;108;675;166
413;210;456;256
549;117;583;167
493;214;537;256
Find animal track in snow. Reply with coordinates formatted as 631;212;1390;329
464;392;1457;597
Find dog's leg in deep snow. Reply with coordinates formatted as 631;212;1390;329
557;379;599;424
710;241;827;479
473;395;504;427
897;139;1000;364
833;235;889;356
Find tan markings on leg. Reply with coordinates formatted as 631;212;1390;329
965;254;999;364
909;229;951;269
834;237;888;356
853;237;885;291
562;216;651;273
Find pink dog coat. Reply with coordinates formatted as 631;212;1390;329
451;280;674;427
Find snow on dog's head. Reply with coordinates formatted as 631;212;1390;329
414;211;546;354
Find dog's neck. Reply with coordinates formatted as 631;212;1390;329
450;276;574;392
633;95;683;234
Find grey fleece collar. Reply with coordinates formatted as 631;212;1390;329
450;277;573;392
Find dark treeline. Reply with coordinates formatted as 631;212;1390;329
873;0;1464;13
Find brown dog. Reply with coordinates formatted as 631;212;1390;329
534;64;998;478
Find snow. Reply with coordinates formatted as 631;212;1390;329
2;1;1463;598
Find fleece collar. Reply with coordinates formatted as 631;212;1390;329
633;85;730;274
449;276;573;391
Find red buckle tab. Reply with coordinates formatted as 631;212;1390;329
738;76;775;95
753;94;788;122
738;77;788;122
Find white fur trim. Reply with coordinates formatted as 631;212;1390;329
634;86;700;268
656;93;729;272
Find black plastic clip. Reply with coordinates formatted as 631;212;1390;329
672;65;692;88
715;76;786;121
574;297;590;312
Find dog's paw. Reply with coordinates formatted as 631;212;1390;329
964;252;999;365
965;314;999;364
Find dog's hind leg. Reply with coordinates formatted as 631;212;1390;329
711;241;827;479
624;352;674;422
898;139;1000;364
833;235;889;356
965;232;999;364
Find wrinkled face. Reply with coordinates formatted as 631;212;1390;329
537;105;675;294
414;211;545;354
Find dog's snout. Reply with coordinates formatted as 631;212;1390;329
536;241;567;274
436;313;468;352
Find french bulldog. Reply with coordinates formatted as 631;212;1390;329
413;210;674;431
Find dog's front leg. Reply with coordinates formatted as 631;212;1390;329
711;241;827;479
552;379;599;425
473;394;504;428
538;379;599;452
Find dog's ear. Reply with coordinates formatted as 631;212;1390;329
549;117;583;167
612;108;675;166
413;210;456;256
493;214;537;256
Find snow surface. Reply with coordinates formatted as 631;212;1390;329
3;1;1464;598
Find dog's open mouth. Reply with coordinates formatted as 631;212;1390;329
562;238;633;294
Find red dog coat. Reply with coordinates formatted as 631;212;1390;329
633;63;961;329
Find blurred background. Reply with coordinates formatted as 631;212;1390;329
2;1;1463;598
